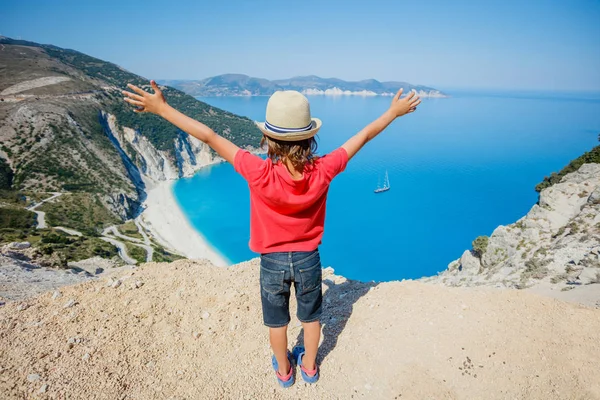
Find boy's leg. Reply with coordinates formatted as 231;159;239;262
300;321;320;371
293;250;323;374
260;253;292;378
269;326;290;375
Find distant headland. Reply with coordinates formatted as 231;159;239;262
159;74;448;98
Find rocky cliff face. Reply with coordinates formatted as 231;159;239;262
424;164;600;291
100;112;215;188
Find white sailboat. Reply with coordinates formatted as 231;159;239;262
374;170;390;193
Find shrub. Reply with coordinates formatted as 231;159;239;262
0;157;13;190
536;145;600;192
567;221;579;235
522;258;552;281
41;232;74;244
472;236;489;258
0;208;36;229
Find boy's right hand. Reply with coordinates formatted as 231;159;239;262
388;89;421;118
122;80;168;116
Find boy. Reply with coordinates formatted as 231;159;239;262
123;81;420;387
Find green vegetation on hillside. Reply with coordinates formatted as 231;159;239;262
117;220;143;239
38;193;120;235
0;207;36;230
536;145;600;192
0;157;13;190
125;242;146;264
0;190;26;206
37;231;118;266
14;106;134;194
152;245;184;263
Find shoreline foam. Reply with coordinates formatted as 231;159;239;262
139;180;229;267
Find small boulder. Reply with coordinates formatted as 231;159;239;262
131;280;144;289
51;291;62;300
63;299;77;309
579;268;600;285
9;242;31;250
27;373;41;382
459;250;481;273
587;187;600;204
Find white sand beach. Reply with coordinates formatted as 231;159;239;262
139;180;229;267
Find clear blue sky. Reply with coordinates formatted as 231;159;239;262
2;0;599;91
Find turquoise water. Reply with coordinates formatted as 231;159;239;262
173;91;600;282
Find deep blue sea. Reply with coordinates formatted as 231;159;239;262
173;91;600;282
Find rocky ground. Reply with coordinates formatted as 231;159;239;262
425;163;600;308
1;258;599;399
0;255;93;302
0;240;130;302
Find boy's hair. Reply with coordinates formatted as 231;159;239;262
260;135;319;171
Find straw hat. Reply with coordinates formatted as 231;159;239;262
257;91;322;141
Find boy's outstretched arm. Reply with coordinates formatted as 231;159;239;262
341;89;421;160
122;81;239;164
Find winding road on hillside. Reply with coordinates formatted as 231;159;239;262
28;193;153;265
26;192;62;229
102;225;154;262
98;236;137;265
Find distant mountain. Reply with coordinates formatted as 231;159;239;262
160;74;447;98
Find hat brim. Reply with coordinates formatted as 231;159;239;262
256;118;322;142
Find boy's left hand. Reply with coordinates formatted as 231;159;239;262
122;80;167;115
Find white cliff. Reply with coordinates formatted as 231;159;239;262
174;133;215;178
101;112;218;189
300;87;447;98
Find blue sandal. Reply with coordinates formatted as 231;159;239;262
292;346;319;384
271;351;295;388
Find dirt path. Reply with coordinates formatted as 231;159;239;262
54;226;82;237
1;258;598;399
0;76;72;95
27;192;62;229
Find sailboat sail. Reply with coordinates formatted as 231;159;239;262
374;170;390;193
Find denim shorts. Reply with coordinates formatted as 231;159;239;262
259;249;323;328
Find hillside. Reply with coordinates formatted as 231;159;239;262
161;74;447;97
0;37;261;215
0;258;598;399
0;37;262;266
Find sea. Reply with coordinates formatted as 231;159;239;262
172;90;600;282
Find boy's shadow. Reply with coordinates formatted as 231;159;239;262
294;275;377;364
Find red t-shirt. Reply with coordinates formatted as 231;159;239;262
234;148;348;254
